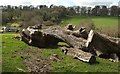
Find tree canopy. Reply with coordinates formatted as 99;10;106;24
1;5;119;27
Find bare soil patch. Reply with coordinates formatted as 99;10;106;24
15;47;53;72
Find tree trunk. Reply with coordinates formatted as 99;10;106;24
20;25;120;62
61;47;96;63
21;26;87;48
86;30;120;58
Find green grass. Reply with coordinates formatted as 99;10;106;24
1;33;28;72
92;16;118;27
61;16;89;26
61;16;118;27
1;33;119;72
39;48;118;72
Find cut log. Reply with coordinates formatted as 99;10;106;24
21;26;120;54
21;26;87;48
66;24;75;31
20;25;120;61
21;29;63;47
86;30;120;58
61;47;96;63
42;26;88;48
72;27;88;39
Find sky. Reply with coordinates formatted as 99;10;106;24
0;0;119;7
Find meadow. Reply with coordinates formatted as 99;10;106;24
61;16;118;27
1;16;120;72
61;16;118;37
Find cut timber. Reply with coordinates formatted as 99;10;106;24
72;27;88;39
21;26;87;48
86;30;120;58
21;25;120;62
61;47;96;63
42;26;87;48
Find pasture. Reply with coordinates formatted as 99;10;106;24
61;16;118;27
61;16;118;37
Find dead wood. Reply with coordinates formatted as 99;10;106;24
61;47;96;63
20;24;120;63
86;30;120;59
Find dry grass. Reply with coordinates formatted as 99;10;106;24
61;16;119;37
96;26;119;37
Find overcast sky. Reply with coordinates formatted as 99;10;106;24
0;0;119;7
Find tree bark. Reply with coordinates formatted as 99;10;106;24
61;47;96;63
21;26;87;48
20;25;120;62
86;30;120;58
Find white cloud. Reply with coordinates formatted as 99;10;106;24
0;0;119;7
73;0;119;7
0;0;32;6
0;0;21;6
110;2;119;7
31;0;75;7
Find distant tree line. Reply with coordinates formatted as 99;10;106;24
1;5;119;27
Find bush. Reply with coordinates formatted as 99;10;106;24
11;23;20;28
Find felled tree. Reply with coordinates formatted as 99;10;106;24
20;24;120;63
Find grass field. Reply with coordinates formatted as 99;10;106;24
2;33;27;72
1;33;119;72
61;16;118;27
41;48;119;72
1;16;120;72
61;16;118;37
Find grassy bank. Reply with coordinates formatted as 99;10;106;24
40;48;118;72
1;33;119;72
2;33;28;72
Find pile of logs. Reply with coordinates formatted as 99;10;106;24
20;24;120;63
